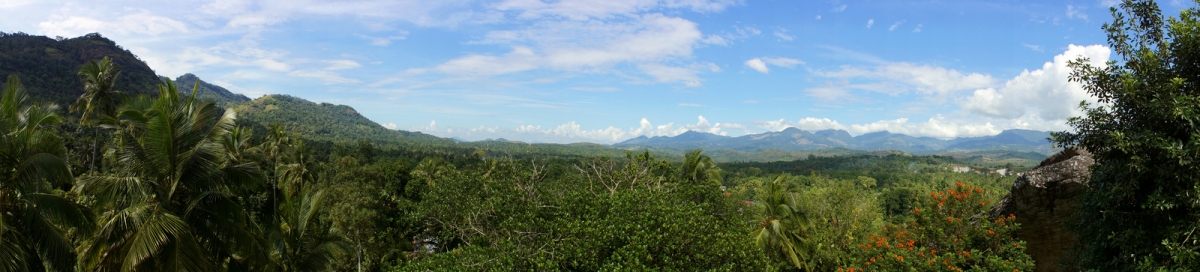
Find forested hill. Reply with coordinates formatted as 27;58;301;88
235;94;446;144
0;32;161;107
173;73;251;108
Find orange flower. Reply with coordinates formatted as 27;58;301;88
956;182;964;187
1013;243;1021;248
987;229;996;235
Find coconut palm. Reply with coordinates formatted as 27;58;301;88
750;174;813;271
265;189;350;272
0;75;95;272
74;80;263;271
681;149;721;185
71;57;127;172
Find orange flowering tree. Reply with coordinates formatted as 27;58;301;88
839;182;1034;271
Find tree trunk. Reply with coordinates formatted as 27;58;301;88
92;126;101;172
357;239;363;272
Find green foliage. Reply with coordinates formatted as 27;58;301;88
171;73;249;109
840;183;1033;272
750;174;814;271
1052;0;1200;269
394;152;762;271
0;75;94;272
73;79;263;271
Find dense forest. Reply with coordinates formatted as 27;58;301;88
2;0;1199;271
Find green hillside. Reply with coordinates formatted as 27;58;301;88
0;32;161;107
235;94;446;144
173;73;251;108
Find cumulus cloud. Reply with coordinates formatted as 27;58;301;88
866;19;874;28
384;122;398;129
961;44;1109;121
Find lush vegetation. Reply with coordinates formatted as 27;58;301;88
1052;0;1200;269
9;2;1200;270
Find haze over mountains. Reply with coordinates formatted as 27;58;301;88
616;127;1055;155
0;32;1055;159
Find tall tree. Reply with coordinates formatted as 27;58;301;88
1053;0;1200;269
71;57;126;172
74;80;264;271
750;174;813;271
0;75;94;272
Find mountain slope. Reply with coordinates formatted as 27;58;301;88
0;32;161;107
173;73;251;108
235;94;444;144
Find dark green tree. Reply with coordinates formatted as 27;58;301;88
71;57;126;172
0;75;94;272
1053;0;1200;269
74;80;263;271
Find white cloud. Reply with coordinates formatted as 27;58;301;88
678;103;703;107
428;13;709;85
495;0;740;20
762;57;803;68
412;116;749;144
753;116;1003;139
912;24;922;33
639;63;703;87
774;28;794;41
359;31;409;46
889;20;905;31
384;122;398;129
866;19;874;28
814;62;995;96
288;70;363;84
325;59;362;70
1066;4;1087;20
961;44;1109;122
745;58;769;74
832;4;847;12
815;15;821;20
38;12;189;37
1022;43;1044;52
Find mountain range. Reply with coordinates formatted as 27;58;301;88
616;127;1056;155
1;32;1056;162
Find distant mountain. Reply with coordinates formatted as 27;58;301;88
235;94;446;144
0;32;162;107
173;73;250;108
614;128;1056;155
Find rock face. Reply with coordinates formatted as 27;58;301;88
989;147;1093;272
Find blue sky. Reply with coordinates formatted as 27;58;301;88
1;0;1190;144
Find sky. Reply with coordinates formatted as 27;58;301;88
0;0;1191;144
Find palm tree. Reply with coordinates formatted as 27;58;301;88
71;57;126;172
265;189;350;272
750;174;813;271
74;80;263;271
681;149;721;185
0;75;95;271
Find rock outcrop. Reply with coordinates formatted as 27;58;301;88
988;147;1093;272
